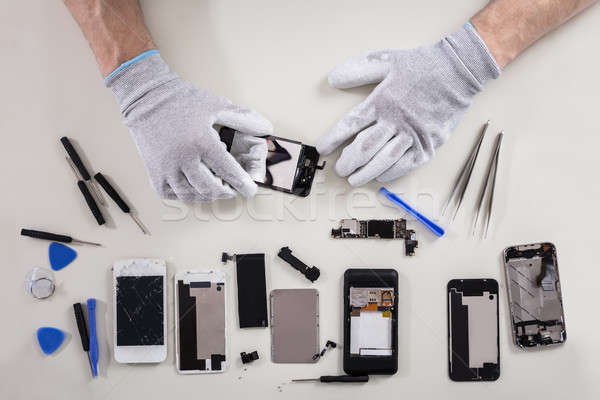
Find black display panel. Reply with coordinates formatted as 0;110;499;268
116;276;164;346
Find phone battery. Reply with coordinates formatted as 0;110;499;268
235;253;268;328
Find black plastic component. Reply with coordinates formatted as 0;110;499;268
240;351;259;364
277;247;320;282
73;303;90;351
235;253;268;328
61;136;91;180
344;269;398;376
319;375;369;383
21;229;72;244
221;252;234;263
313;340;337;360
77;180;105;225
94;173;129;213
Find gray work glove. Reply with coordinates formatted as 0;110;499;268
106;53;272;202
317;24;500;186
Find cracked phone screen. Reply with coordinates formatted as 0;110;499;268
116;276;164;346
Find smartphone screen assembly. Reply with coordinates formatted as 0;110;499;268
343;269;398;375
504;243;566;348
219;127;322;196
113;259;167;363
447;279;499;382
175;271;227;373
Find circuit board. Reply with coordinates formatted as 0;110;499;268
331;219;418;256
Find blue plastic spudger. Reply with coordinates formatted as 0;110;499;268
87;298;99;377
49;242;77;271
36;327;65;355
379;187;445;237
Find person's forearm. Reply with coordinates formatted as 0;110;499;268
471;0;597;68
64;0;155;77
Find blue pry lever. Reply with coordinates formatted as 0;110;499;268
87;298;99;377
380;187;445;237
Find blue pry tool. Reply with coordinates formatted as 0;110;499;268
87;298;99;377
36;327;65;355
379;187;445;237
49;242;77;271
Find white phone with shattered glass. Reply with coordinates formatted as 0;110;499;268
113;259;167;363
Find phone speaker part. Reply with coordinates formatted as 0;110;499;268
277;246;320;282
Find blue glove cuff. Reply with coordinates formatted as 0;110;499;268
104;49;160;84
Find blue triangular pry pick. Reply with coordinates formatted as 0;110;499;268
49;242;77;271
37;327;65;355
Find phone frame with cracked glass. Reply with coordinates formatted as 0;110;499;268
219;127;322;197
503;242;566;348
113;259;167;364
343;268;398;375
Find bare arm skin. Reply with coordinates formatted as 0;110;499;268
472;0;598;68
64;0;155;77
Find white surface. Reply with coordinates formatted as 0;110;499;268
2;1;600;399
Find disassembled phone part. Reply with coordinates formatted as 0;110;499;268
504;243;566;348
313;340;337;361
277;246;320;282
447;279;500;382
240;351;259;364
175;270;227;373
270;289;319;363
344;269;398;375
331;219;418;256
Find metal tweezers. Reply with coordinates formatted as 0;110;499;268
472;132;504;238
442;120;490;220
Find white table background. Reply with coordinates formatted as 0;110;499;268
2;1;599;399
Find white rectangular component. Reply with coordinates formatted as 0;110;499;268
350;310;392;356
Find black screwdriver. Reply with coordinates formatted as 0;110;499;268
66;157;105;225
292;375;369;383
21;228;102;246
73;303;94;375
60;136;105;205
94;172;149;234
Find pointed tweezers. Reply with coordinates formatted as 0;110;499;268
472;131;503;237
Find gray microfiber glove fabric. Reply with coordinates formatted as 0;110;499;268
106;53;272;202
317;24;500;186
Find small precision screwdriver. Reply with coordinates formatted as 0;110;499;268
292;375;369;383
60;137;105;206
20;228;102;246
73;303;93;375
66;157;105;225
94;172;149;234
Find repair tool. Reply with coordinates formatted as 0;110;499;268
472;132;503;238
36;327;66;355
277;246;320;282
380;187;445;237
20;228;102;246
87;298;99;377
73;303;93;375
60;137;105;205
49;242;77;271
94;172;149;234
441;120;489;220
292;375;369;383
66;157;105;225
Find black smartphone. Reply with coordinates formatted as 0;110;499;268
447;279;500;382
219;127;323;197
343;268;398;375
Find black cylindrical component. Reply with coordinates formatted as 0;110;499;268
77;181;105;225
61;137;91;180
320;375;369;383
20;229;72;243
94;173;130;213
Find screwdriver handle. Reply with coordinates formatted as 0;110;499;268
20;229;72;243
77;181;105;225
61;137;91;180
73;303;90;351
87;298;99;377
94;173;130;213
320;375;369;383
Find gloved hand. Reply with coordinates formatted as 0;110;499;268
106;52;272;202
317;24;500;186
